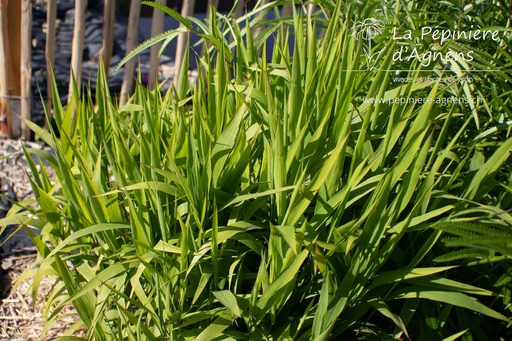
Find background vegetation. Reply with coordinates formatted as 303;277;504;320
1;0;511;340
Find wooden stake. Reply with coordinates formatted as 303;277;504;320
100;0;116;75
20;0;31;140
119;0;141;106
45;0;57;119
173;0;195;88
148;0;166;91
0;0;12;137
68;0;87;103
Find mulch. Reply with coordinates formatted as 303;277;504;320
0;138;84;340
0;0;198;337
0;246;86;341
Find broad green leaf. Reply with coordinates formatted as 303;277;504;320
368;299;409;339
213;290;243;317
392;290;510;322
443;329;469;341
255;249;309;320
195;316;233;341
154;240;182;254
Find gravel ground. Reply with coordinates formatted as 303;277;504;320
0;138;84;340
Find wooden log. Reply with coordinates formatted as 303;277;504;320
173;0;195;88
100;0;116;75
119;0;141;106
0;0;12;137
68;0;87;103
20;0;31;140
148;0;166;91
45;0;57;119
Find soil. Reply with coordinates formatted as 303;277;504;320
0;138;84;340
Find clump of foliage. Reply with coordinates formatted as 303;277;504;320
1;0;511;340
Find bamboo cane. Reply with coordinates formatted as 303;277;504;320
173;0;195;88
0;0;12;137
100;0;116;75
45;0;57;120
148;0;166;91
119;0;141;106
68;0;87;103
20;0;31;140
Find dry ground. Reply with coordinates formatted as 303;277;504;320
0;247;86;340
0;139;84;340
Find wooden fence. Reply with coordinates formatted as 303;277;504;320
0;0;303;139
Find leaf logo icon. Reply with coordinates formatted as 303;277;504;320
351;18;384;40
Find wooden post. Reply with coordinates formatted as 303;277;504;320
206;0;219;15
307;3;316;16
173;0;195;88
68;0;87;103
0;0;21;137
0;0;11;137
45;0;57;119
234;0;244;18
20;0;31;140
119;0;141;106
282;2;293;17
228;0;244;48
253;0;269;38
148;0;166;91
200;0;218;56
100;0;116;75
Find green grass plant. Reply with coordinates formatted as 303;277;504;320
1;1;511;340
